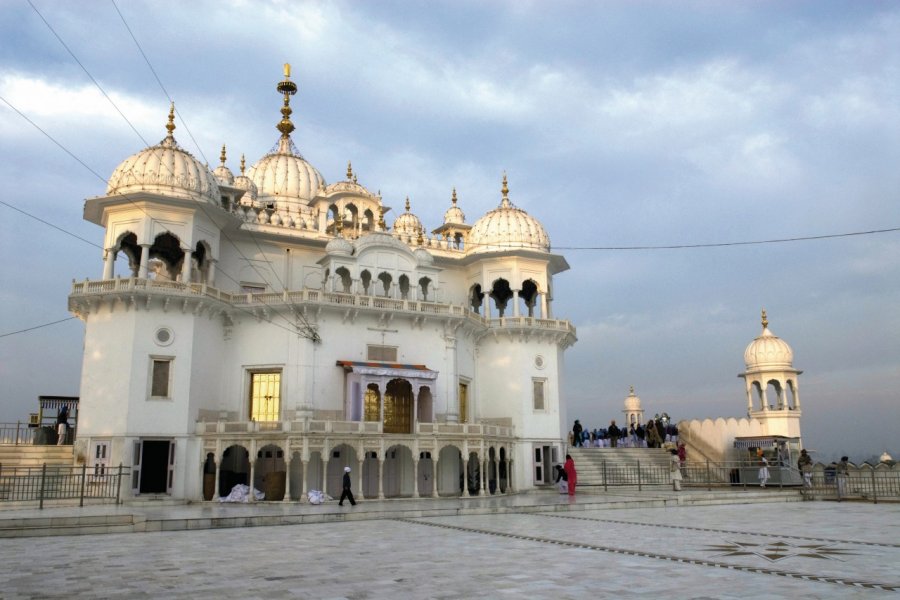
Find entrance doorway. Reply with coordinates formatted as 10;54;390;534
133;439;175;495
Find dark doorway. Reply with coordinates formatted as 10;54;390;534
139;440;171;494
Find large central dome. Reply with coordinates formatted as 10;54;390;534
246;64;325;209
468;175;550;255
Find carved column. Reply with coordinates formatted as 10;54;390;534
102;248;115;279
138;243;151;278
512;289;520;317
207;258;217;287
479;457;487;496
248;460;257;502
283;457;292;503
377;458;385;499
180;247;192;282
301;459;309;498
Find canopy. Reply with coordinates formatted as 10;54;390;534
733;436;799;449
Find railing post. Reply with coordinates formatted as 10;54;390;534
79;463;87;507
39;463;46;510
16;422;21;445
602;460;607;492
871;469;877;505
706;459;711;492
637;460;642;492
116;463;123;504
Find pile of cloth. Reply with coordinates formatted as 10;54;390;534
306;490;330;504
218;484;265;503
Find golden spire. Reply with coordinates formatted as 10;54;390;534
417;225;424;246
219;144;227;167
451;187;457;205
629;385;634;395
165;102;176;138
276;63;298;138
405;197;411;212
501;172;509;206
378;206;387;231
347;161;353;180
761;309;768;330
240;154;246;175
335;209;344;235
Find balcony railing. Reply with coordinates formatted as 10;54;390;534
195;419;514;438
0;464;126;508
70;278;576;336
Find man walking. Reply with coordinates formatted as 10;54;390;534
339;466;357;506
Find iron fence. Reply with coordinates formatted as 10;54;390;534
0;464;126;508
0;422;37;445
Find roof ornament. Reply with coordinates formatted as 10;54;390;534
335;208;344;235
501;172;510;208
761;309;769;330
629;385;635;395
451;187;458;205
165;102;176;139
417;225;424;246
378;206;387;231
346;161;353;180
219;144;227;167
276;63;298;139
405;197;411;212
240;154;246;175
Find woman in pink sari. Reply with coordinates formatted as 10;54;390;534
563;454;577;496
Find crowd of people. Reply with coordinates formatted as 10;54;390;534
569;417;678;449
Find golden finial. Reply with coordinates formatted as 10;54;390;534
501;172;509;205
451;187;457;205
378;206;387;231
335;209;343;235
417;225;424;246
405;197;411;212
276;63;298;138
165;102;176;137
353;174;357;183
219;144;227;167
240;154;246;175
761;309;768;329
347;161;353;180
629;385;634;395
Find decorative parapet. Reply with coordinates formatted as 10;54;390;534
195;418;514;439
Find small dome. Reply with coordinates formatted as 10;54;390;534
468;175;549;255
624;386;642;411
107;106;219;204
880;451;893;463
213;145;234;186
248;137;325;207
443;188;466;224
393;197;423;236
744;311;794;369
326;235;354;256
414;247;434;266
231;154;258;201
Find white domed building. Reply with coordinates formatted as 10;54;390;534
739;310;802;438
68;66;576;502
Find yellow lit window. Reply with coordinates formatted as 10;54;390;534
250;372;281;422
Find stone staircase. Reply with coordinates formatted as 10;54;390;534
0;445;74;469
567;447;674;487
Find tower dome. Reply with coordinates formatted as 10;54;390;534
393;197;423;236
468;174;549;255
325;235;354;256
213;144;234;186
624;386;642;411
232;154;258;202
744;310;794;370
107;104;219;204
246;64;325;208
443;188;466;224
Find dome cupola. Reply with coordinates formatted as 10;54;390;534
393;197;423;236
232;154;259;202
213;144;234;186
744;310;794;370
467;174;550;255
106;104;220;204
443;188;466;224
247;64;325;208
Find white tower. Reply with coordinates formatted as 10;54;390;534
739;310;802;439
622;386;644;426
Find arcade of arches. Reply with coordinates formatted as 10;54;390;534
206;442;513;501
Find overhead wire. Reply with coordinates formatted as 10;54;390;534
24;1;304;335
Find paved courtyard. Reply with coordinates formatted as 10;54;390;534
1;500;897;598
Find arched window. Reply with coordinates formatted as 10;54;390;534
149;232;185;281
377;272;392;297
384;379;412;434
520;279;539;317
490;278;513;318
398;274;410;300
360;270;372;295
469;284;483;314
335;267;352;293
418;277;431;302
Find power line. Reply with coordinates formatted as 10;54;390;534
0;317;78;339
0;199;101;249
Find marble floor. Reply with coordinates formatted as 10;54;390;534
0;498;896;598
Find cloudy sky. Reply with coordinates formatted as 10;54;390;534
1;1;897;462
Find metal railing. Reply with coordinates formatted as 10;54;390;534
0;422;37;445
0;464;126;508
798;471;900;504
